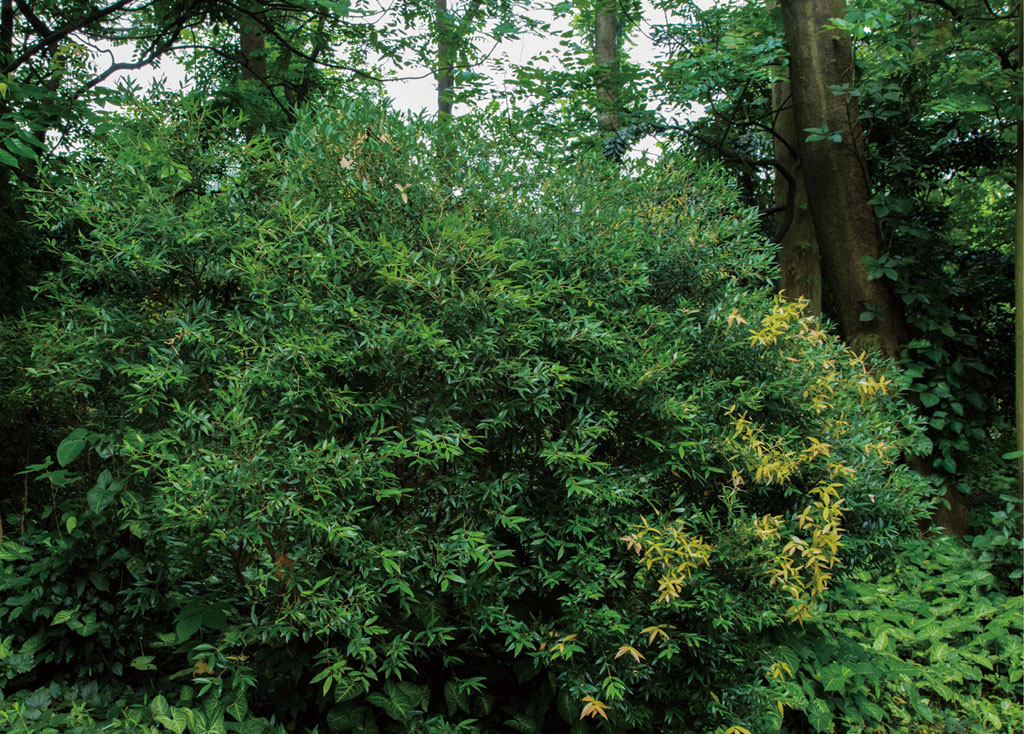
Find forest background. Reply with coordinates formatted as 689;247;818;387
0;0;1021;733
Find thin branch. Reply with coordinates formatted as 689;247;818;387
76;33;180;96
12;0;52;40
916;0;964;21
2;0;136;74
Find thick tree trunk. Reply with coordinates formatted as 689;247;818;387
772;77;821;315
782;0;972;533
594;0;619;133
780;0;906;360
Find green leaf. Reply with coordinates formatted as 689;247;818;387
175;613;203;642
226;691;249;722
56;432;87;467
163;707;191;734
131;655;157;671
806;698;833;733
0;147;18;167
89;572;110;592
191;710;209;734
333;675;366;703
65;515;77;533
820;663;853;692
4;136;37;160
155;712;188;734
202;606;228;631
51;608;75;625
369;682;425;723
444;680;469;715
86;471;122;514
151;695;172;720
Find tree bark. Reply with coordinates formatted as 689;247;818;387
436;0;453;116
772;76;821;315
240;7;267;82
1015;0;1023;504
436;0;483;117
1;0;13;60
780;0;907;359
594;0;619;133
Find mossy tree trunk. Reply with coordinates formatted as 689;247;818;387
594;0;620;134
772;76;821;315
781;0;973;534
436;0;484;117
780;0;906;360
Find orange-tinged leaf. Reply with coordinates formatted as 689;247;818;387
580;696;609;720
614;645;645;663
641;625;669;645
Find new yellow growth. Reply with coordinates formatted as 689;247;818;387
580;696;610;720
621;516;714;603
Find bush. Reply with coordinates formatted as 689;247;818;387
1;97;937;733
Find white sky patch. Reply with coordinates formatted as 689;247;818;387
100;0;703;156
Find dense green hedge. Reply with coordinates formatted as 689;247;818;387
2;99;1011;734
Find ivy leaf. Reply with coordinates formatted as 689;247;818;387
131;655;157;671
334;676;366;703
820;662;854;692
150;694;172;720
226;691;249;721
444;680;469;715
805;698;833;732
51;608;76;625
155;711;188;734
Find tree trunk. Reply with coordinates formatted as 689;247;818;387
240;7;266;82
436;0;483;117
782;0;973;533
772;77;821;315
1015;1;1023;505
594;0;619;133
1;0;13;59
436;0;453;116
780;0;906;359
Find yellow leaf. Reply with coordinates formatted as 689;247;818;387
580;696;609;720
641;625;669;645
727;309;747;327
192;658;212;676
614;645;645;663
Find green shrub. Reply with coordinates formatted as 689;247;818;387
1;97;938;732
